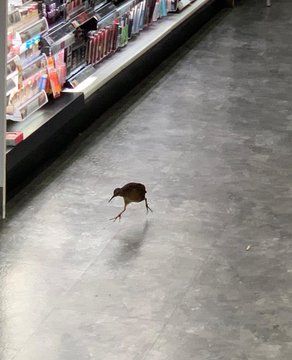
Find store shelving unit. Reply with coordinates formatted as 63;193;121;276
8;0;212;137
64;0;211;100
2;0;228;216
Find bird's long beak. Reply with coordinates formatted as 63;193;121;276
108;195;115;203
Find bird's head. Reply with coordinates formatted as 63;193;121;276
108;188;121;202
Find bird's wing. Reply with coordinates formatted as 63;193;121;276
122;182;146;192
122;183;146;202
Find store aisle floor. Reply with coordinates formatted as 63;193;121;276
1;0;292;359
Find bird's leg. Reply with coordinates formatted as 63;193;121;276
145;198;153;213
110;204;127;222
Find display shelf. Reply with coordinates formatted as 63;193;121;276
18;17;49;55
7;56;20;79
41;0;66;28
7;92;82;141
64;0;210;99
7;56;20;97
43;22;75;55
21;53;47;81
66;0;87;20
117;0;136;15
6;54;48;122
8;0;35;5
7;90;48;122
7;0;212;141
8;2;39;33
7;76;19;97
92;0;109;11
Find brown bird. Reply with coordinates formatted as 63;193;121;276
109;182;152;221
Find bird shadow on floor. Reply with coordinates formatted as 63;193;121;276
112;219;150;264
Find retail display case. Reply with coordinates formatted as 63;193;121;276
6;0;203;122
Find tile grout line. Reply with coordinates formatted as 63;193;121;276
137;251;214;360
9;235;118;360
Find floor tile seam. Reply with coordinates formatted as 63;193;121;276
137;293;193;360
8;256;105;359
9;302;168;359
46;231;132;295
6;167;71;216
138;253;213;360
9;294;86;359
0;344;20;356
9;311;167;359
0;238;114;272
58;238;113;291
136;320;170;360
0;253;101;272
8;239;115;360
9;306;57;360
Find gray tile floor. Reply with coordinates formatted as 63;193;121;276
1;0;292;359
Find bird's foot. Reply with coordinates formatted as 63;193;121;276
146;206;153;214
110;214;122;222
